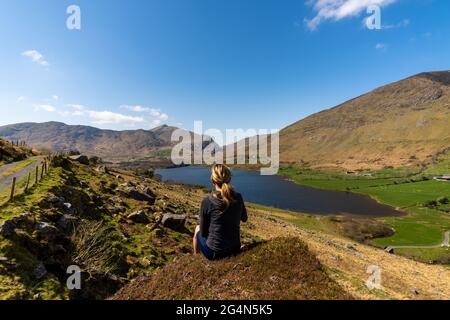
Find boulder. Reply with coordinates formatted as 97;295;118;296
34;222;59;240
89;156;101;165
121;187;156;204
57;214;79;232
152;228;164;238
46;195;65;205
109;197;126;206
141;187;156;198
0;220;16;238
34;262;47;279
61;202;77;215
96;165;110;174
12;212;35;227
69;155;90;165
410;288;419;295
162;213;186;230
127;210;149;224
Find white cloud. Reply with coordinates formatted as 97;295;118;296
52;95;59;101
21;50;49;67
34;104;56;112
60;104;144;124
60;104;167;127
305;0;398;30
121;105;148;112
375;43;386;50
87;110;145;124
121;105;169;122
17;96;26;102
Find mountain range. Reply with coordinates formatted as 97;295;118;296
1;71;449;169
0;122;212;162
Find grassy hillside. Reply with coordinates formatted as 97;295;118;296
113;237;353;300
279;71;450;170
1;157;450;300
0;138;34;165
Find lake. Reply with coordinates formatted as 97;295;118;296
155;166;403;217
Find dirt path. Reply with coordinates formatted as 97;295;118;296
0;157;44;192
386;231;450;251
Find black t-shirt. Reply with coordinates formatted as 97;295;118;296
199;191;248;254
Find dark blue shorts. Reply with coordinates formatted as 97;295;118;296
196;232;216;260
196;232;240;261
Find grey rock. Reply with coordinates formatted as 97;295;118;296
47;195;65;205
34;262;47;279
57;214;79;232
345;244;356;250
96;165;110;174
121;187;156;204
34;222;59;240
162;213;186;230
410;288;419;295
89;156;101;165
109;197;126;206
13;212;35;225
69;155;90;165
106;206;124;214
127;210;149;224
54;244;67;254
152;228;164;238
142;187;156;198
0;220;16;238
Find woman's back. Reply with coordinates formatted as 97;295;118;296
200;191;248;255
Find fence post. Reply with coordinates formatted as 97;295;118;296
35;166;39;184
25;172;31;191
40;164;44;180
9;177;16;201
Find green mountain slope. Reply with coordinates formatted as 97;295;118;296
279;71;450;170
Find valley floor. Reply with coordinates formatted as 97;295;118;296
279;159;450;264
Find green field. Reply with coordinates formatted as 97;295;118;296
279;160;450;262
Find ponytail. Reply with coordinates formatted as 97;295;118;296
211;164;235;209
219;181;234;207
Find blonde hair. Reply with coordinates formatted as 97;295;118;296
211;164;235;208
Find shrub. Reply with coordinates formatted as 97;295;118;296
424;200;438;208
437;197;449;205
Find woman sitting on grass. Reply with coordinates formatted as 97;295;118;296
193;164;248;260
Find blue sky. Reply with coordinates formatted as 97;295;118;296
0;0;449;138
